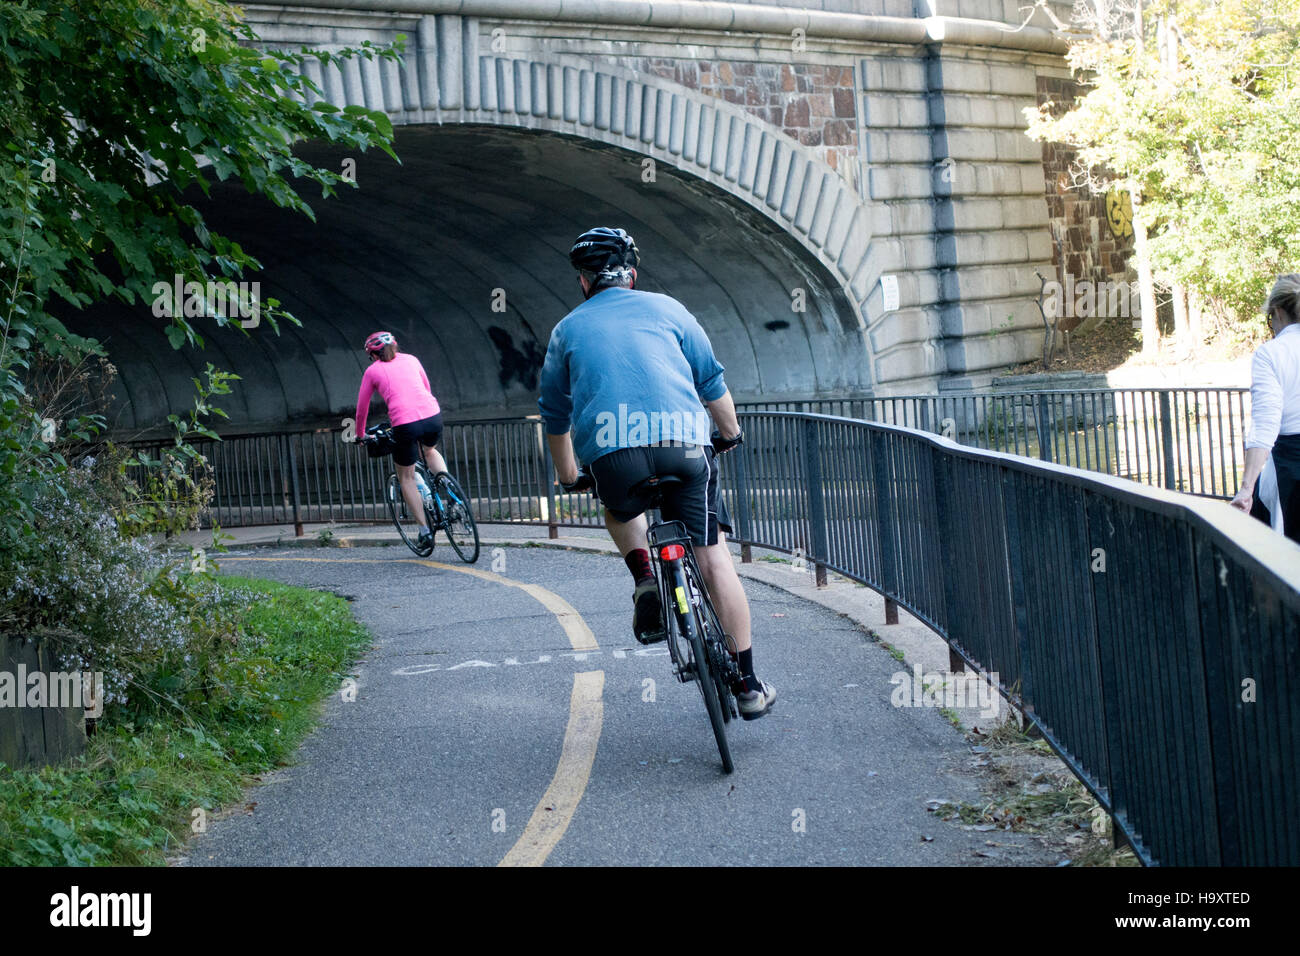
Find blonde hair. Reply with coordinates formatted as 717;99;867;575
1264;273;1300;325
378;342;398;361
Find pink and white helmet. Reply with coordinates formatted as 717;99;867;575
364;331;396;353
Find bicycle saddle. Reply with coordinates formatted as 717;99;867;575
629;474;684;501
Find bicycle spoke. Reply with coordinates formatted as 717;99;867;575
388;474;432;556
440;475;480;563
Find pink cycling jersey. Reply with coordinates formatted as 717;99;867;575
355;352;441;434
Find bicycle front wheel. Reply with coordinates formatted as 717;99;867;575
440;474;480;564
688;621;733;773
388;474;432;556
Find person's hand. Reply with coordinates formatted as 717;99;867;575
560;468;594;493
711;429;743;454
1230;489;1253;513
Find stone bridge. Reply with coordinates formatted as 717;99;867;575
73;0;1092;434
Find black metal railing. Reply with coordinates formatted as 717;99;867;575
716;411;1298;867
124;419;566;533
738;387;1252;499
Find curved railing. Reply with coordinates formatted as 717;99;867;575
722;411;1300;867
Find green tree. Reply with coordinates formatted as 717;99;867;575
0;0;400;543
1027;0;1300;353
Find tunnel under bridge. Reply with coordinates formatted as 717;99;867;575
65;0;1078;436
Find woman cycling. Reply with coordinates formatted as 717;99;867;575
355;331;449;551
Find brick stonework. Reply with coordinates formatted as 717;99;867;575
1037;76;1136;300
643;58;859;190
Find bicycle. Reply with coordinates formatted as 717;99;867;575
363;423;480;563
637;473;745;774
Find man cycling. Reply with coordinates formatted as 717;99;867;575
538;227;776;720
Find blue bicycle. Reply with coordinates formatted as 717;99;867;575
365;423;480;563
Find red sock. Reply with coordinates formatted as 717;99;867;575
625;548;652;582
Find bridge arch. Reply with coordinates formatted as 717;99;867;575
290;23;879;334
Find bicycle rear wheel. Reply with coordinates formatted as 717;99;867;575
439;474;480;563
388;474;432;556
672;563;733;773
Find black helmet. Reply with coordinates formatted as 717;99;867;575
569;227;640;275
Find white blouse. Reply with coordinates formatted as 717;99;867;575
1246;323;1300;449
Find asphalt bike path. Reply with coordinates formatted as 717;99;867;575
185;546;1058;866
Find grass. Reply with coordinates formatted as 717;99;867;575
0;576;370;866
871;633;906;662
931;781;1096;832
928;713;1140;866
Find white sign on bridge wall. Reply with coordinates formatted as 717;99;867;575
880;274;900;313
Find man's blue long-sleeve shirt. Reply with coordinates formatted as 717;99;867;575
537;287;727;465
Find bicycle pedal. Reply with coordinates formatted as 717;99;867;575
634;628;666;646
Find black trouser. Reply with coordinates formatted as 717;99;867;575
589;442;733;547
1249;433;1300;544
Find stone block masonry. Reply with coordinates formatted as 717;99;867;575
1037;74;1137;325
643;58;860;193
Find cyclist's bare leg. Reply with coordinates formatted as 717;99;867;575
604;510;648;555
395;461;428;528
607;513;752;653
421;443;448;476
694;532;752;652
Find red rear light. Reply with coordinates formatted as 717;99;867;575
659;544;686;561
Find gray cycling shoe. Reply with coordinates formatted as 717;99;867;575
736;680;777;720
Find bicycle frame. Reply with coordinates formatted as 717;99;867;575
646;520;699;683
646;520;743;695
374;422;479;563
646;517;740;772
387;462;438;522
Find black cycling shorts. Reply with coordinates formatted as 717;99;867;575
589;442;733;547
391;413;443;467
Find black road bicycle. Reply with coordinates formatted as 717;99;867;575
638;474;745;774
364;423;480;563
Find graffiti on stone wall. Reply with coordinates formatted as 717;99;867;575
1106;190;1134;241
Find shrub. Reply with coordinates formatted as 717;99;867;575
0;466;251;715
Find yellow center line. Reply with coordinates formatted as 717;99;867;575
498;670;605;867
221;554;604;865
222;555;597;651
